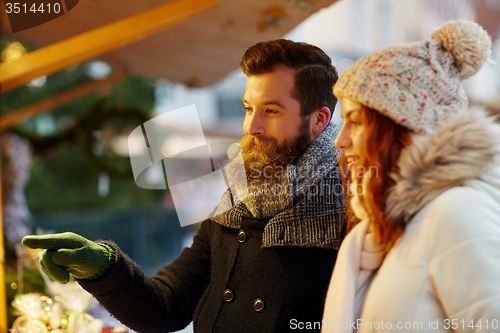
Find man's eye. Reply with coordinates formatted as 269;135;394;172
243;107;252;113
266;108;277;114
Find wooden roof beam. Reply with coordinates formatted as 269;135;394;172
0;0;222;93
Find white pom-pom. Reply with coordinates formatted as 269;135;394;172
431;19;491;80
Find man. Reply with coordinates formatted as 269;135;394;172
23;39;346;332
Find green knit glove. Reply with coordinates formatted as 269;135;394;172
22;232;115;284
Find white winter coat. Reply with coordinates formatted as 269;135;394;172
323;108;500;332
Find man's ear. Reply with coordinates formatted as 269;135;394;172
310;106;331;135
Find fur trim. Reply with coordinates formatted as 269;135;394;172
386;107;500;223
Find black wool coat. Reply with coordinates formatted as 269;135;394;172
78;216;340;332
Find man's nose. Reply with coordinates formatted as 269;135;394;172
246;111;265;136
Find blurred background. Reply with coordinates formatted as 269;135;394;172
1;0;499;331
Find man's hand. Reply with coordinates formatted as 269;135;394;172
22;232;115;284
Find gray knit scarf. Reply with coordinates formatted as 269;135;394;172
213;122;346;249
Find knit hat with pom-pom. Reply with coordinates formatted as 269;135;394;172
333;19;491;134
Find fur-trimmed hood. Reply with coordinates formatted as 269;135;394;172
386;107;500;223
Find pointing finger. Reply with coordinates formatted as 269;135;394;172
22;232;86;250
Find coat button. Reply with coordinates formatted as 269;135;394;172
223;289;234;302
253;298;264;312
237;230;247;243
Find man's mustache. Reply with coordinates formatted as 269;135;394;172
241;135;273;155
240;135;282;155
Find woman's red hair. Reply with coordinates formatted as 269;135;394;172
339;106;412;250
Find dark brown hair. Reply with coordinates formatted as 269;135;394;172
240;39;338;119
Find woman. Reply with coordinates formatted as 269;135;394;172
322;20;500;332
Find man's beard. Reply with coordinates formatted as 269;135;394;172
239;117;313;187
